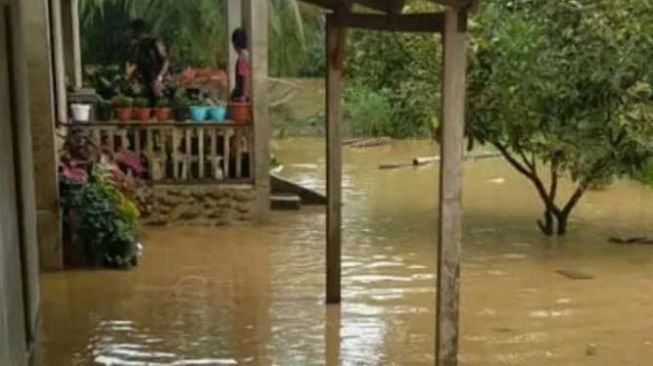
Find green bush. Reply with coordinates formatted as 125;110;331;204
346;30;441;138
343;85;392;137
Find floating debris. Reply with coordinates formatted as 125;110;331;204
556;269;594;280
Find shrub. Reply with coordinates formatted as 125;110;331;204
343;85;392;137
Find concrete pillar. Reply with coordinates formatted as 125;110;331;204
436;8;468;366
61;0;82;89
50;0;68;123
22;0;63;270
246;0;270;223
10;0;42;345
0;0;42;363
227;0;242;91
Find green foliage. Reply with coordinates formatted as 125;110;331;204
133;97;150;108
468;0;653;234
60;173;139;268
112;94;132;107
346;30;441;138
79;0;323;76
155;97;170;108
343;85;392;137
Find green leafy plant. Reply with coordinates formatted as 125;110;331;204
112;94;133;108
58;126;142;268
155;97;170;108
346;30;441;138
343;85;392;137
467;0;653;235
133;97;150;108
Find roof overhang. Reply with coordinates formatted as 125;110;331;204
300;0;480;14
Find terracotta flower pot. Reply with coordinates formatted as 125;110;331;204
134;108;152;122
154;107;172;122
114;107;133;122
229;102;251;124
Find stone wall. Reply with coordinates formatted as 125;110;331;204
141;184;256;226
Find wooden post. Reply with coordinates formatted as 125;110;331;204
436;8;467;366
325;15;347;304
198;128;205;179
227;0;242;91
247;0;269;221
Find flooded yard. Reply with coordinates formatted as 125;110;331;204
38;139;653;365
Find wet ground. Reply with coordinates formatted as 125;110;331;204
38;139;653;365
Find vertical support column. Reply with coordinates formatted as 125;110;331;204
61;0;81;89
0;3;30;364
50;0;68;123
227;0;242;91
70;0;82;88
325;15;347;304
436;8;468;366
21;0;62;270
247;0;269;222
8;0;42;344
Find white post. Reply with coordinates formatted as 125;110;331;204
227;0;242;91
71;0;82;88
50;0;68;123
436;8;468;366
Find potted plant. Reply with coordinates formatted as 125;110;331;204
112;95;133;122
133;97;152;122
189;98;209;122
96;99;113;121
70;103;93;123
229;100;251;124
154;97;172;122
208;100;227;122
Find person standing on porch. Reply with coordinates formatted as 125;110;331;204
127;19;170;106
230;28;251;102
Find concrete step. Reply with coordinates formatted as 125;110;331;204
270;173;326;205
270;194;301;211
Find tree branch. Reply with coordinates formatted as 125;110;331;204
561;158;609;216
492;142;535;179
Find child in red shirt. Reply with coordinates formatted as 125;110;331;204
231;28;251;102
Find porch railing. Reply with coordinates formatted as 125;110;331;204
78;122;253;184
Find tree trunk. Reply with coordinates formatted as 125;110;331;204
556;211;569;236
537;209;555;236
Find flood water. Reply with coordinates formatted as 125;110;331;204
38;139;653;365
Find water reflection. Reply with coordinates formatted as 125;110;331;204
38;139;653;365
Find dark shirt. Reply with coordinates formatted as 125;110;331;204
130;35;166;84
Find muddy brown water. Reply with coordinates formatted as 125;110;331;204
37;139;653;365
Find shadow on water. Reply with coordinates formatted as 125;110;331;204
37;139;653;365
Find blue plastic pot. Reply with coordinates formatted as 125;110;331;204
189;106;208;122
208;105;227;122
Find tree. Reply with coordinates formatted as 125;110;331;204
468;0;653;235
